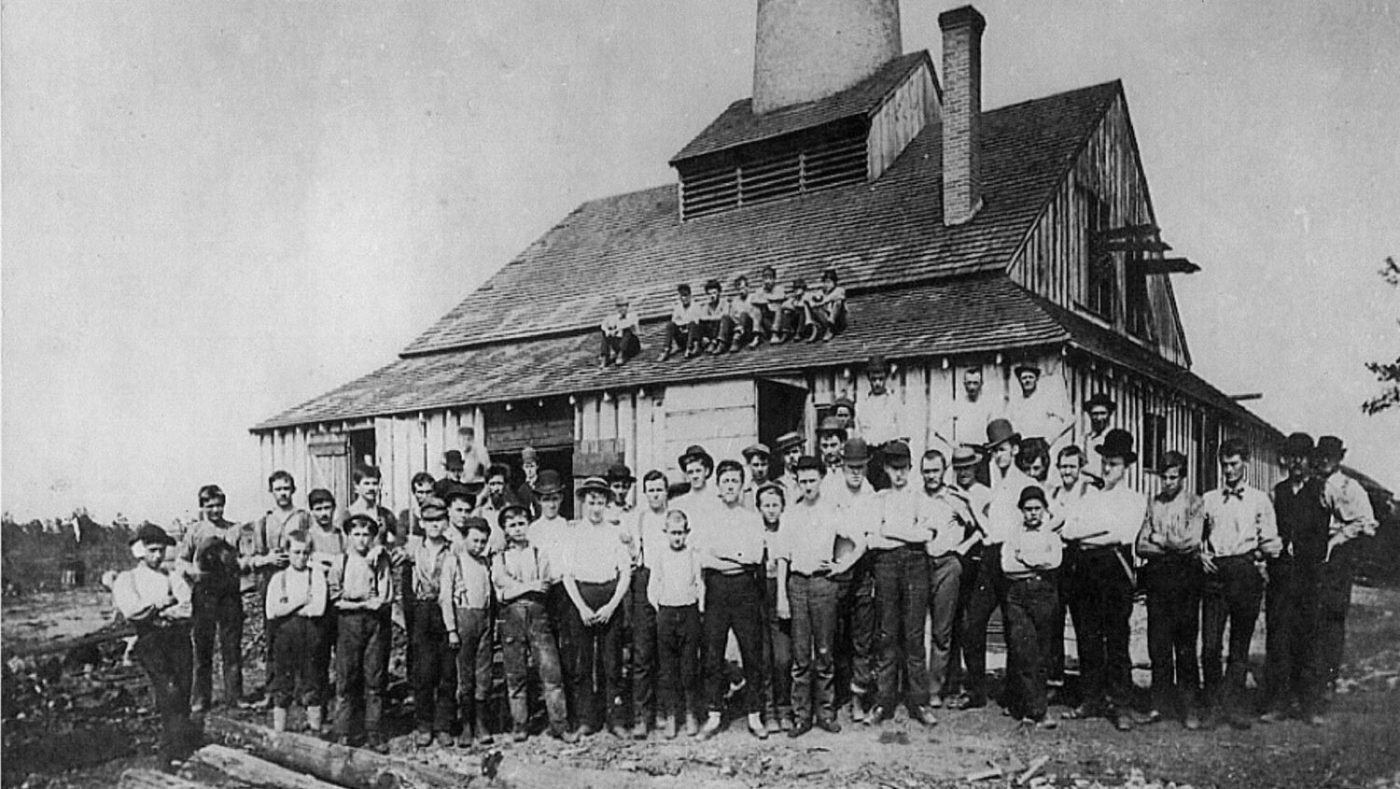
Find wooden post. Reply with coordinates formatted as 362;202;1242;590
206;714;487;789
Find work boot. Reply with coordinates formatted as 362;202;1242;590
631;718;649;740
747;712;767;740
661;715;678;740
272;707;288;733
684;712;701;738
475;706;494;745
306;706;324;736
698;712;722;740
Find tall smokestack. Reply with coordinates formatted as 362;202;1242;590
753;0;902;115
939;5;985;225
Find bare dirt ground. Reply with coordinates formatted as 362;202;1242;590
4;591;1399;789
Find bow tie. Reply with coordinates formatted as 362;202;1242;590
1223;487;1245;501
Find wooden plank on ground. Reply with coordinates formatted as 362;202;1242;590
189;744;340;789
119;769;211;789
7;623;135;658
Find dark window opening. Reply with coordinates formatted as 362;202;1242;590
1080;187;1116;321
1142;411;1167;472
1125;256;1156;341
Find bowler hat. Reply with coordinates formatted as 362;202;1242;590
1315;435;1346;460
1018;485;1048;509
521;446;539;463
533;469;565;496
842;437;872;465
443;450;466;470
883;440;913;469
130;523;176;547
866;355;888;375
605;463;636;484
1095;429;1138;464
793;455;825;474
575;476;613;501
832;396;856;414
1083;392;1117;412
951;445;982;468
774;432;805;452
1014;362;1042;377
741;443;771;460
816;416;847;438
420;497;448;521
985;419;1021;449
1282;432;1314;458
677;444;715;472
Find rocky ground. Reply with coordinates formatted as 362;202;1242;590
4;591;1400;789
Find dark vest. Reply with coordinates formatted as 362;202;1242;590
1273;477;1329;567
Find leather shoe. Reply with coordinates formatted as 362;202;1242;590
815;718;841;734
787;721;812;739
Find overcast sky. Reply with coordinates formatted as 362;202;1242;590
3;0;1397;523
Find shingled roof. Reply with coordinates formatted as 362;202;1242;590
400;80;1123;357
669;51;934;163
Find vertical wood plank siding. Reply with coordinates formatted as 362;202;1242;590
1008;95;1189;367
867;63;938;181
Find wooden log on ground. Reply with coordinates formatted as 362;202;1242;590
119;768;211;789
7;623;136;658
205;714;476;789
189;744;340;789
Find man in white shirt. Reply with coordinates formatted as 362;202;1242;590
1079;393;1116;483
1060;429;1146;731
1314;435;1379;690
943;445;990;701
935;367;997;454
856;355;906;491
671;444;721;549
1005;363;1072;450
1047;445;1096;686
919;449;980;706
825;438;882;721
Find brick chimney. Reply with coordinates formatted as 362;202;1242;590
753;0;902;115
939;5;985;225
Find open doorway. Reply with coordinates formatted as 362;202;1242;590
757;378;808;476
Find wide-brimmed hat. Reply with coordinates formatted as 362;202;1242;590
1083;392;1117;412
1095;429;1138;464
575;476;613;501
1282;432;1314;458
951;445;982;468
130;523;175;547
497;504;530;528
420;496;448;521
1013;362;1042;377
443;450;466;470
605;463;636;484
774;432;805;453
831;396;856;415
677;444;715;472
984;419;1021;449
883;440;913;469
741;443;771;460
1314;435;1346;460
520;446;539;463
533;469;565;496
842;437;871;465
866;355;889;375
793;456;824;474
816;416;847;439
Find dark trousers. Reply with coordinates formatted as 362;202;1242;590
774;304;810;339
269;615;327;709
547;583;576;720
1048;548;1074;681
656;604;702;718
808;302;847;336
1070;546;1135;709
927;554;963;698
943;552;980;697
566;580;624;728
600;328;640;364
788;573;838;723
718;312;754;350
134;623;195;760
452;607;493;717
1264;558;1325;714
961;543;1008;701
689;319;722;353
630;567;657;722
873;546;931;710
762;576;793;721
335;610;388;740
703;571;765;714
409;599;457;732
1005;576;1058;720
501;594;568;731
1319;543;1357;685
1143;554;1203;715
1201;556;1263;712
192;593;244;708
834;558;876;703
661;322;693;356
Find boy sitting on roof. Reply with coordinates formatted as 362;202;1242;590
772;277;812;345
804;268;847;342
599;295;640;368
658;283;697;362
748;266;785;344
716;274;760;354
688;278;726;358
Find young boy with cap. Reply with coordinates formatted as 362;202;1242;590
562;477;633;736
599;295;640;367
493;504;575;742
869;440;938;726
648;509;705;738
740;443;773;509
526;469;575;704
113;524;195;763
749;265;785;343
515;447;542;521
659;283;698;362
1199;438;1280;730
265;533;329;734
776;461;866;736
804;268;847;342
773;432;806;505
771;277;810;345
696;460;770;740
328;514;395;751
336;466;400;547
690;279;726;358
405;498;458;747
1001;485;1062;730
440;517;495;746
672;444;721;546
718;274;759;353
1135;450;1204;728
1060;429;1146;731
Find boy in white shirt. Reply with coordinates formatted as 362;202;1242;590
1001;485;1062;730
648;510;705;739
599;295;640;367
265;534;329;733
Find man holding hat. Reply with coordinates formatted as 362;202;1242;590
1314;435;1377;695
113;524;195;763
1080;393;1117;482
855;355;906;491
868;440;939;726
773;432;806;505
1005;362;1072;451
824;437;882;720
525;469;578;720
1060;429;1146;730
1262;432;1329;724
740;443;773;509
